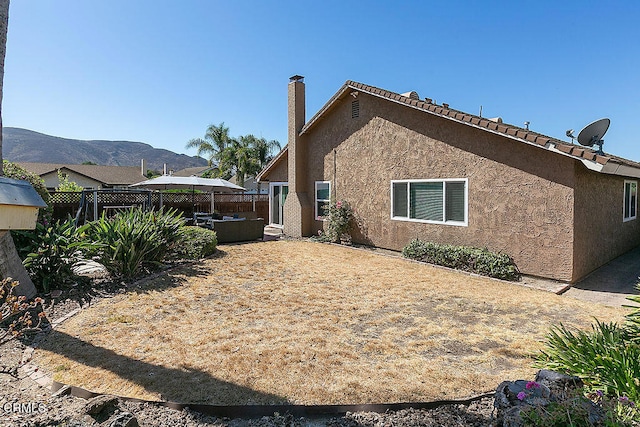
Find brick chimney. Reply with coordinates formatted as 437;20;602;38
283;75;312;237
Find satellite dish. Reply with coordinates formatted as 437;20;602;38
566;129;576;144
577;118;610;154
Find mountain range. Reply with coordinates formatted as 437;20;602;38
1;127;207;173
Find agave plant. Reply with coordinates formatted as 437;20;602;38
85;208;184;279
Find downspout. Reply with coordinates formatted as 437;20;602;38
333;149;337;200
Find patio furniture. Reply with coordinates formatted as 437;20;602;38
206;218;264;243
193;212;214;226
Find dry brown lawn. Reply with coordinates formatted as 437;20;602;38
34;240;627;405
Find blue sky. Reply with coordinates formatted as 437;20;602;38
3;1;639;161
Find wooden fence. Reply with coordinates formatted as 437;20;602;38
48;191;269;223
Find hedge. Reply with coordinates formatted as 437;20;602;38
402;239;520;281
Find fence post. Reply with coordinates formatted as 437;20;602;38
93;190;98;220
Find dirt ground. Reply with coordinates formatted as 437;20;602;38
30;240;626;408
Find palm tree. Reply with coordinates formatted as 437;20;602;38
253;137;281;168
189;122;281;187
217;135;254;187
0;0;38;298
217;135;281;188
185;122;231;168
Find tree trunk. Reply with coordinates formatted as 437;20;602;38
0;231;36;298
0;0;7;174
0;1;37;298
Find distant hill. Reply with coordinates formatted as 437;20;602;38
2;127;207;172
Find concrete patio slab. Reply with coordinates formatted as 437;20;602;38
562;245;640;307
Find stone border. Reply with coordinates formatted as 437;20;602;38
48;380;495;419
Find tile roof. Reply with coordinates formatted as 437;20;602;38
17;163;147;186
259;80;640;180
302;80;640;177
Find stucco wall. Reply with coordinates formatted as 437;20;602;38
301;92;578;281
41;171;102;189
263;152;289;183
573;167;640;281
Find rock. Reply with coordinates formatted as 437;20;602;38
85;394;119;416
106;411;139;427
494;370;601;427
535;369;583;396
494;380;551;427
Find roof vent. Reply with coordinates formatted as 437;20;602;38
401;91;420;100
442;103;449;109
425;98;433;104
489;117;503;123
351;100;360;118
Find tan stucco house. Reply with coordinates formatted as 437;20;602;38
257;76;640;283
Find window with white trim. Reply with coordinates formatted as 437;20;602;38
315;181;331;219
624;180;637;222
391;179;468;226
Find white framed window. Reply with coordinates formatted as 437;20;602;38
624;180;637;222
315;181;331;219
391;178;468;226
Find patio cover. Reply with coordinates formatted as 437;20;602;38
130;175;246;213
129;175;246;193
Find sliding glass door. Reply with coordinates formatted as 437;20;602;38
270;182;288;227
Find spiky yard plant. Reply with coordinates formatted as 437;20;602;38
13;218;97;293
85;207;184;279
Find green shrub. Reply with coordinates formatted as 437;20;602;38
2;160;50;205
531;289;640;425
55;169;83;192
536;320;640;424
323;200;354;243
3;160;52;224
520;387;636;426
622;288;640;331
170;226;217;260
12;218;98;293
401;239;520;281
85;208;184;279
537;321;640;403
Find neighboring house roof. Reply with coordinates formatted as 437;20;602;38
17;162;146;186
258;80;640;180
228;175;267;192
171;166;216;177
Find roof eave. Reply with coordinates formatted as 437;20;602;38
600;162;640;179
300;84;352;135
548;144;640;178
256;145;288;182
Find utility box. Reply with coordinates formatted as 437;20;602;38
0;177;47;230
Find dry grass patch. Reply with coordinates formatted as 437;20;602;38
34;241;626;405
